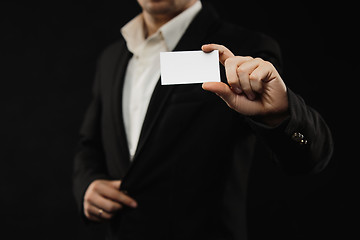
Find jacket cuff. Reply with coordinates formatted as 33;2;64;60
245;88;316;173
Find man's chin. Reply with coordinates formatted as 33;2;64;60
143;0;176;15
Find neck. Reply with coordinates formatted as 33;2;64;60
142;0;197;38
142;12;175;38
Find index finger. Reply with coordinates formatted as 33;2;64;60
116;191;138;208
201;44;235;66
98;184;138;208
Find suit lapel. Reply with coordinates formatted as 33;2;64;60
133;82;174;161
131;4;220;163
112;42;133;173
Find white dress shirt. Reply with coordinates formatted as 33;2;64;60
121;1;202;160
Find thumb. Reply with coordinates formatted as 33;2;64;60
202;82;235;105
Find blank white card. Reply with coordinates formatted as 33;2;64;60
160;50;220;85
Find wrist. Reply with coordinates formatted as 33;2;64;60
254;109;290;127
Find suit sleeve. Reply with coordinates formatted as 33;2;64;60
247;89;333;174
244;33;333;174
72;61;110;214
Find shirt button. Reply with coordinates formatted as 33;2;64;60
291;132;308;145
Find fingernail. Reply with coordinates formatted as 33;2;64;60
131;202;138;208
201;44;208;50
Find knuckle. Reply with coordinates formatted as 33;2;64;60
237;65;248;74
249;72;260;81
224;57;235;67
83;204;91;216
84;191;93;202
83;203;88;212
87;182;97;193
263;59;271;65
241;85;251;92
228;80;239;89
91;181;101;191
84;194;90;202
240;56;253;62
224;58;230;67
263;60;273;68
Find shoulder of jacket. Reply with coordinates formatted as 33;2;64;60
214;21;278;50
98;38;127;63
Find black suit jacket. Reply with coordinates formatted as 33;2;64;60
73;3;333;240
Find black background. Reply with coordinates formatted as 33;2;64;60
1;1;353;239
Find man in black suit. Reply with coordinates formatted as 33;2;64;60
73;0;333;239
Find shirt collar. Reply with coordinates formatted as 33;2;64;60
121;14;147;55
121;1;202;54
